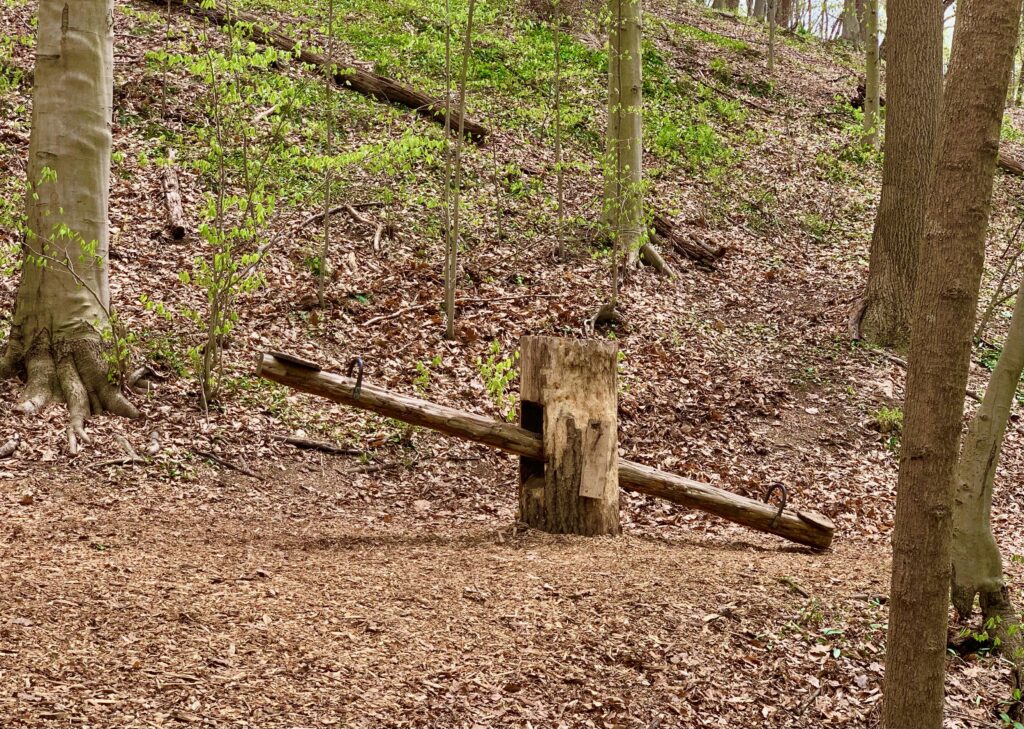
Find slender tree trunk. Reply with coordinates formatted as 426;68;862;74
553;0;565;259
858;0;944;350
604;0;643;286
951;286;1024;691
318;0;335;310
862;0;880;148
753;0;767;20
883;0;1023;727
0;0;138;450
445;0;476;340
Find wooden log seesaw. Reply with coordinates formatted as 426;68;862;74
256;336;835;550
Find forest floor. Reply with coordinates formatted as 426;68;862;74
2;0;1024;726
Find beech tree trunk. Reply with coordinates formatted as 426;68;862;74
752;0;767;20
0;0;137;451
604;0;644;273
840;0;862;42
951;283;1024;686
858;0;943;350
882;0;1023;726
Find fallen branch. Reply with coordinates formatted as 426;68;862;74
151;0;488;142
652;213;725;269
160;150;188;240
194;448;258;478
1000;153;1024;176
272;434;363;456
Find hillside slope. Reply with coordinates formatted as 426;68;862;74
1;0;1023;725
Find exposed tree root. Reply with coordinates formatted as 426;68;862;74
1;331;139;453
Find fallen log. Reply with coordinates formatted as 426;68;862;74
152;0;488;143
257;352;835;549
999;153;1024;176
161;151;187;240
652;213;726;269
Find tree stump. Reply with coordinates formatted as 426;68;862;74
518;336;620;536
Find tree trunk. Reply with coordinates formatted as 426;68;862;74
882;0;1023;726
752;0;766;20
862;0;880;148
0;0;138;450
951;282;1024;687
604;0;644;275
841;0;862;42
857;0;944;350
776;0;793;29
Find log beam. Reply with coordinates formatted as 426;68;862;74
256;352;835;549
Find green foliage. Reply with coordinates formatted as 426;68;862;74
1002;114;1024;144
153;19;312;407
871;405;903;452
665;21;751;53
477;340;519;421
650;111;735;178
801;211;831;243
414;354;442;393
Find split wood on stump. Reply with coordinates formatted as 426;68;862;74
519;336;620;536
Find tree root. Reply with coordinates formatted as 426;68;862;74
1;331;139;454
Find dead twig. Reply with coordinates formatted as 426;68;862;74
272;434;364;456
194;449;258;478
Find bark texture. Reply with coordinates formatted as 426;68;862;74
604;0;644;270
859;0;943;350
1;0;138;450
882;0;1023;726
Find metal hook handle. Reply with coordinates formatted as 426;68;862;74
764;483;788;527
346;357;364;399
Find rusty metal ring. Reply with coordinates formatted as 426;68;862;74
764;483;788;526
346;357;364;399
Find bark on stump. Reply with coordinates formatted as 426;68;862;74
518;336;620;536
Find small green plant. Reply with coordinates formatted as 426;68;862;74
477;340;519;421
872;405;903;433
414;354;442;393
871;405;903;452
802;211;831;243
